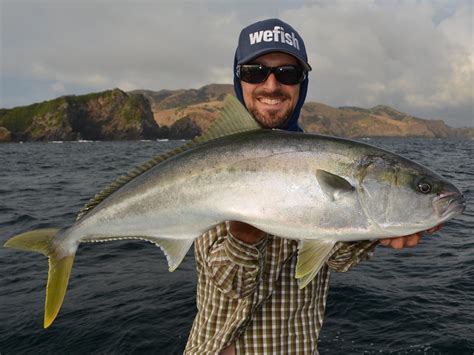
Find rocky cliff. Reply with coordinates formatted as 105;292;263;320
0;89;160;142
131;84;234;139
300;103;474;138
1;84;472;142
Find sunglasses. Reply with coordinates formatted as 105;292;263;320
236;64;306;85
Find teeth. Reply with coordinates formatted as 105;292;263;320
260;98;282;105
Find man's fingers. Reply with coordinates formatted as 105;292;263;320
388;237;405;249
379;239;391;246
379;225;442;249
379;233;423;249
427;224;443;234
405;234;421;247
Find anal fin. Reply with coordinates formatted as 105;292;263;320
296;239;337;289
152;238;194;271
82;235;195;272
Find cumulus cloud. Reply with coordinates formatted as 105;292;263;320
2;1;239;91
1;0;472;127
283;1;473;126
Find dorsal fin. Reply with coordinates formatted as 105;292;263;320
76;95;261;221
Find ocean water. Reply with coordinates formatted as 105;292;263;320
0;138;472;354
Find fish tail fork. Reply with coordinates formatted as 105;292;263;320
4;228;75;328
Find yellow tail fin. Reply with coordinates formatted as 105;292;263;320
4;228;75;328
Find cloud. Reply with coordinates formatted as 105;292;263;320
282;1;473;126
117;80;138;92
1;0;472;127
2;1;239;91
51;81;66;94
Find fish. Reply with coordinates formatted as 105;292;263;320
4;95;465;328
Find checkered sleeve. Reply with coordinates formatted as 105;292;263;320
326;240;380;272
203;230;268;299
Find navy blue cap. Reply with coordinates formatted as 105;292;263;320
233;18;311;132
235;18;312;71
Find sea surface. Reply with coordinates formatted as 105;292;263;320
0;138;472;354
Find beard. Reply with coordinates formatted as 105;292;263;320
246;89;294;128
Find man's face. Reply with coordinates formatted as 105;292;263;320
241;52;301;128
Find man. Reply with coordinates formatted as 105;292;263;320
185;18;439;354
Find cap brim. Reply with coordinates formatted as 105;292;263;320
237;48;312;71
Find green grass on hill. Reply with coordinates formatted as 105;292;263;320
0;97;67;133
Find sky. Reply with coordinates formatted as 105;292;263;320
1;0;473;127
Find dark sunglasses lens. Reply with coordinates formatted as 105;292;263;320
240;65;269;83
275;66;304;85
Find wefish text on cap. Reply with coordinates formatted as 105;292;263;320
249;26;300;51
236;18;311;71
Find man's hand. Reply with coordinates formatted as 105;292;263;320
379;225;443;249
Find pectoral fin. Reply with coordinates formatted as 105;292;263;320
295;239;336;289
316;169;354;201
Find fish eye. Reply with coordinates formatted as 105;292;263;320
417;181;432;194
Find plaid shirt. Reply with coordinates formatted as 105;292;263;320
185;222;379;354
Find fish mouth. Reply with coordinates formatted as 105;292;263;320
434;191;466;220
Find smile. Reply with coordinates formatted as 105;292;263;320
258;97;285;105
